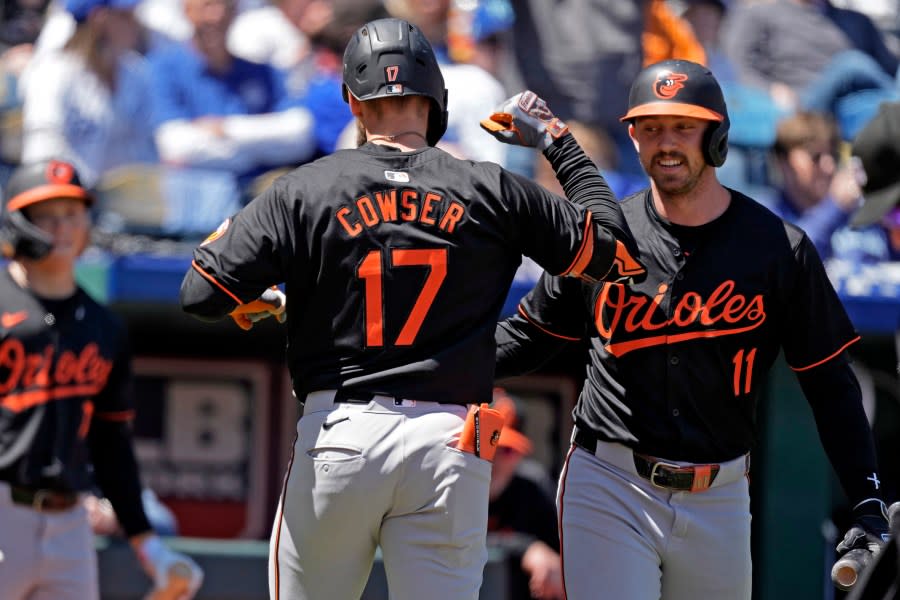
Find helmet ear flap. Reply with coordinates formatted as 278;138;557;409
426;91;449;146
1;210;54;260
703;116;729;167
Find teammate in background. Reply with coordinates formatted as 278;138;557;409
0;159;203;600
180;17;643;600
492;59;892;599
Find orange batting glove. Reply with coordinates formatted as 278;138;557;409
229;287;287;330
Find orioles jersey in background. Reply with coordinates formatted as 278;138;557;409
185;142;618;406
0;268;133;490
514;189;859;462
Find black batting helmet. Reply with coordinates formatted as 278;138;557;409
342;17;448;146
0;159;92;259
620;59;730;167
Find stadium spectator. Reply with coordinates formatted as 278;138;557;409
504;0;646;174
18;0;157;187
383;0;510;165
831;101;900;263
146;0;315;182
227;0;312;74
721;0;900;139
765;111;862;259
0;0;53;52
283;0;387;158
466;0;514;81
642;0;706;67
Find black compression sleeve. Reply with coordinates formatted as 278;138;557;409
542;133;631;245
798;358;883;506
88;419;153;537
495;313;572;380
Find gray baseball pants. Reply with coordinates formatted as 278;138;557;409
269;391;492;600
0;482;97;600
558;437;752;599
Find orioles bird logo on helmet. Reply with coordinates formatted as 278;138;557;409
653;72;688;100
46;160;75;184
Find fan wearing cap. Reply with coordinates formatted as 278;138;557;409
495;59;890;598
0;159;203;600
488;389;563;600
832;101;900;263
18;0;156;187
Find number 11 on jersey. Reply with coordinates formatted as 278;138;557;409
732;347;757;396
357;247;448;347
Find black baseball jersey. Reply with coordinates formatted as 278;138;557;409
501;189;860;462
0;267;134;491
182;140;628;406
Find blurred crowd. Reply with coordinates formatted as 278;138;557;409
3;2;899;597
0;0;899;266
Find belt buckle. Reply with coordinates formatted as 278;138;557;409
648;460;682;490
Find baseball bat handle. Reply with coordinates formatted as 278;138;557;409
830;501;900;591
831;548;872;591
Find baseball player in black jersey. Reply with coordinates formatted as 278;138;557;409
0;159;203;599
494;59;894;599
179;17;643;600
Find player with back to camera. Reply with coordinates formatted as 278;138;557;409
489;59;894;599
179;15;645;600
0;159;203;600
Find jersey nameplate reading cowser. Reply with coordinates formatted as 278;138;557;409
335;187;467;237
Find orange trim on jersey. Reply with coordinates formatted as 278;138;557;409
620;102;724;122
612;240;646;277
518;305;582;341
558;443;577;600
790;336;861;372
273;429;298;600
7;184;92;211
604;320;766;358
95;409;136;422
2;383;106;413
561;214;595;278
191;260;243;305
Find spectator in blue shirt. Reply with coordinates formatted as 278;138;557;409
146;0;316;183
291;0;387;157
764;111;863;260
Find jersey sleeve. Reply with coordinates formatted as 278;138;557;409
500;170;612;281
495;273;587;379
781;235;860;371
503;134;644;284
519;273;591;340
181;179;298;318
92;316;136;420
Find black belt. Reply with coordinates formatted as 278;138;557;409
9;485;80;511
572;427;720;492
